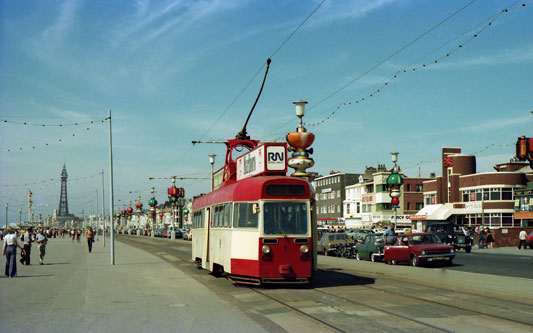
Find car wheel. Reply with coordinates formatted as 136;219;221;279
410;256;419;267
529;244;533;249
445;259;453;266
391;260;397;265
356;251;361;261
370;253;376;262
465;246;472;253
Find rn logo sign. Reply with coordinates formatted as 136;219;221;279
266;146;286;171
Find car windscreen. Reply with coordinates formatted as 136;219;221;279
410;234;441;245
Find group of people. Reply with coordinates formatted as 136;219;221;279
2;226;48;278
2;225;97;278
474;226;495;249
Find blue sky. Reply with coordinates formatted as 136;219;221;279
1;0;532;225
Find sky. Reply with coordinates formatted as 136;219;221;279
1;0;532;225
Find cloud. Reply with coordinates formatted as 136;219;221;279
309;0;396;27
41;0;83;47
464;115;533;132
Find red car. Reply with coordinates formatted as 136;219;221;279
384;233;455;267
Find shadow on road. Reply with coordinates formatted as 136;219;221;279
310;268;375;288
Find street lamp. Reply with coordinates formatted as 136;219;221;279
209;154;216;191
148;187;158;237
286;100;315;177
387;152;404;227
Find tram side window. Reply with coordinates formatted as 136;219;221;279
233;203;258;228
192;210;204;229
214;205;224;227
223;203;232;227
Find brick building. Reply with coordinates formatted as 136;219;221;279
411;147;533;246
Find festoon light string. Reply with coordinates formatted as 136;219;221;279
1;117;108;152
303;2;531;128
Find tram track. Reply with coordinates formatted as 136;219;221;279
119;236;533;332
251;287;452;333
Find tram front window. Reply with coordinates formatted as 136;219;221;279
263;202;308;235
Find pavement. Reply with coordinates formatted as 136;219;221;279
0;236;268;333
468;245;533;256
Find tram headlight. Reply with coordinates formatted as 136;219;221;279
300;245;309;254
262;245;271;254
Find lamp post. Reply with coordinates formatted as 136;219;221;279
286;100;315;178
148;187;157;237
386;152;404;227
4;203;7;229
209;154;216;191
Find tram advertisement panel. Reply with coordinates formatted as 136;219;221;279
237;143;287;180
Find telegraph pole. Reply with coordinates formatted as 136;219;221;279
108;110;115;265
101;169;105;247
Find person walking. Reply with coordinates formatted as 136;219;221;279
76;229;81;243
86;226;95;253
20;227;33;266
2;226;24;277
35;228;48;265
478;228;486;249
382;223;396;245
486;228;495;248
518;230;527;249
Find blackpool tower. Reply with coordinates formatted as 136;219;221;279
58;164;70;216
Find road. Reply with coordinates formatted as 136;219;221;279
448;252;533;279
117;235;533;333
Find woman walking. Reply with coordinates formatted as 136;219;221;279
86;227;94;253
2;226;24;278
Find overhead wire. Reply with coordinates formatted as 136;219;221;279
160;0;327;174
260;1;530;140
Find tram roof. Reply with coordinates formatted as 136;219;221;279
192;176;310;210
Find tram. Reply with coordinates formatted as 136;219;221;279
191;139;313;285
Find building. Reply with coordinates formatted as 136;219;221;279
411;147;533;246
344;165;428;229
514;181;533;226
313;172;361;227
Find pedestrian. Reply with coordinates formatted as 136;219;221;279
518;229;527;249
76;229;81;243
35;228;48;265
71;229;75;242
2;226;24;277
86;226;95;253
382;223;396;245
486;228;495;248
20;227;33;266
478;227;486;249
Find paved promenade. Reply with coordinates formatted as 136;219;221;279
0;237;267;333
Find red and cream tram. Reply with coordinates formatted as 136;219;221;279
191;139;313;285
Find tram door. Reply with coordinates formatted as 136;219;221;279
204;207;211;266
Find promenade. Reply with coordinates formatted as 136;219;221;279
0;237;267;333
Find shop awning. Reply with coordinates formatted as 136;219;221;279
410;204;453;221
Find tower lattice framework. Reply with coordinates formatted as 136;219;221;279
58;164;70;216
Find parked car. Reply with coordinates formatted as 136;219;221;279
426;223;472;253
526;232;533;249
345;229;372;242
155;228;165;237
317;233;352;256
355;232;385;262
384;233;455;267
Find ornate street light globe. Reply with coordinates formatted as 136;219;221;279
148;197;158;207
